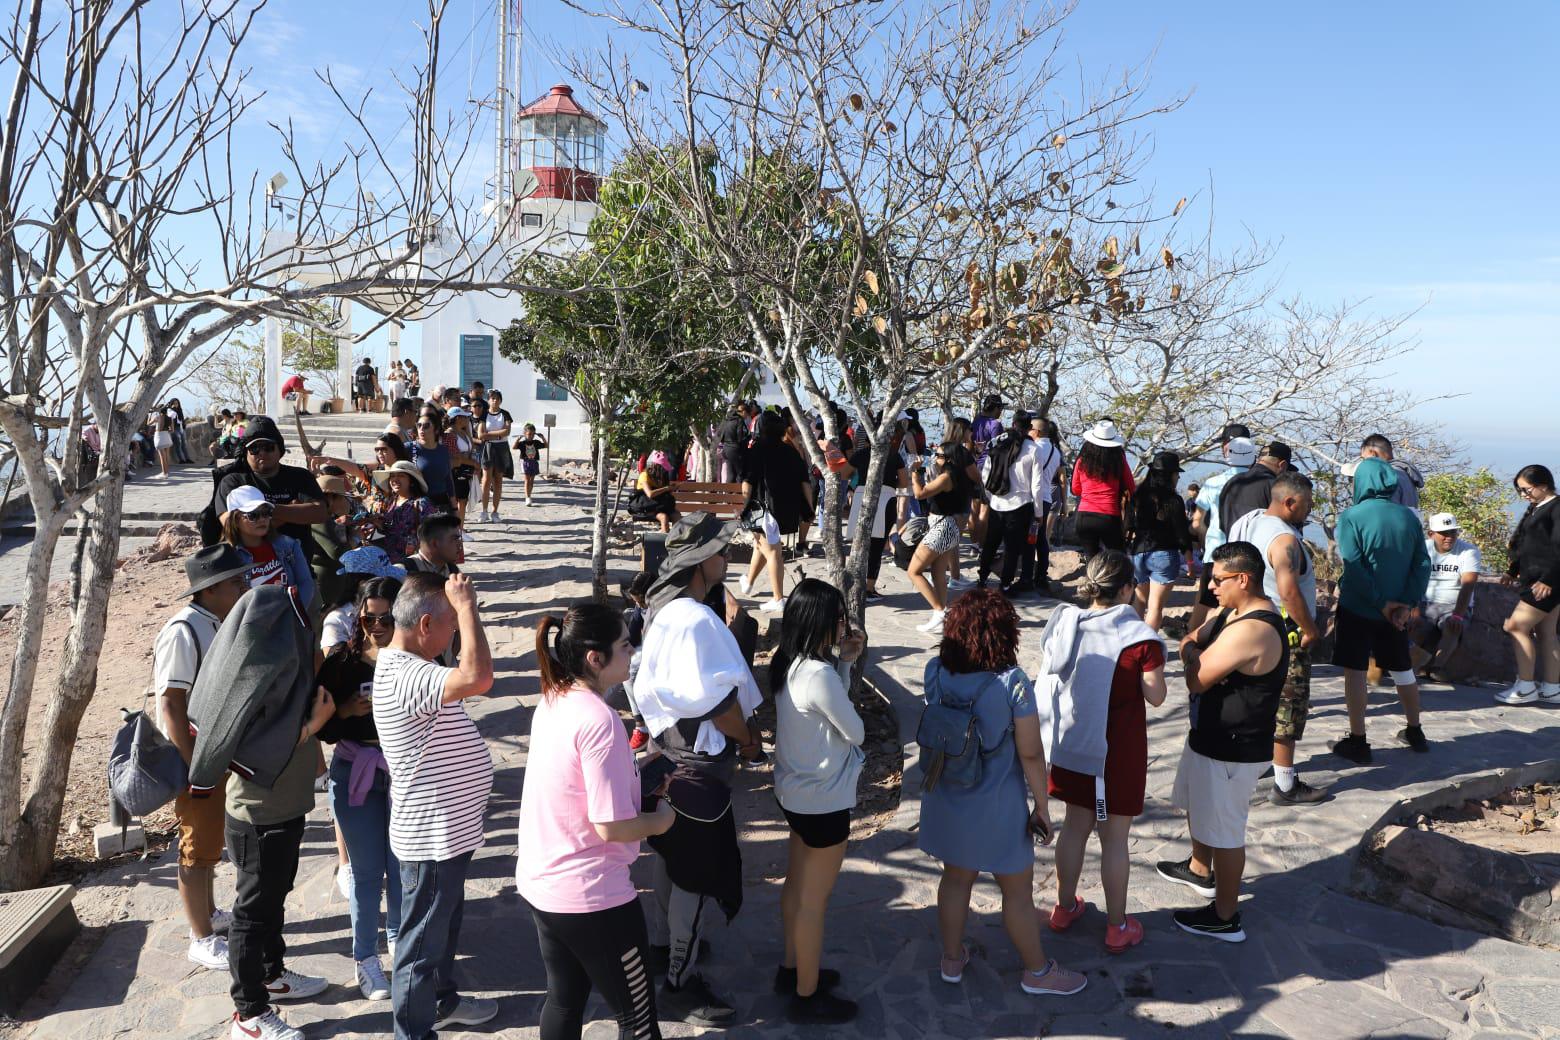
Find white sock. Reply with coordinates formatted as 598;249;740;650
1541;681;1560;695
1512;679;1538;691
1273;765;1296;792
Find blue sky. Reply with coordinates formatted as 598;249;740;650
203;2;1555;470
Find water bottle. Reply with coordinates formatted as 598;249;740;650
1027;519;1040;545
346;440;353;460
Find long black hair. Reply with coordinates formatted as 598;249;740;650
345;576;402;659
1076;440;1125;483
938;440;976;494
536;601;626;697
771;578;847;697
1511;464;1557;565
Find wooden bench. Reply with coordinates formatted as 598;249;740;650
637;481;752;571
667;480;748;519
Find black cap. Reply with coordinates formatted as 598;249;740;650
239;416;286;454
1263;441;1293;463
1150;450;1182;473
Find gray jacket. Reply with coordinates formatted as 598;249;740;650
187;584;316;792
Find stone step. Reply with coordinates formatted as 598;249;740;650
0;884;79;1015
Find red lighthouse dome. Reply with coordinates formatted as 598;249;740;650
516;84;605;203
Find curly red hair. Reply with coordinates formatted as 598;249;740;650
939;588;1019;674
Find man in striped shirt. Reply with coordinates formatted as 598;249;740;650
374;572;497;1040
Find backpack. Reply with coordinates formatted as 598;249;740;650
983;432;1023;497
198;461;240;546
915;667;1004;791
109;619;202;819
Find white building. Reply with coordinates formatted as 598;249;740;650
415;84;607;454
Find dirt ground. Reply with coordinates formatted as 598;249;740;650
1413;782;1560;858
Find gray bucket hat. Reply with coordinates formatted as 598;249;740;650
183;544;251;597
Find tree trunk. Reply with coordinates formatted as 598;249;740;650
692;423;717;482
5;461;126;888
591;416;611;603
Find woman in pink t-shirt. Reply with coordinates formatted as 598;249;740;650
518;604;675;1040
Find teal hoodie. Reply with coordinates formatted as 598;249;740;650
1336;457;1431;618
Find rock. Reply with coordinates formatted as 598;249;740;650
1367;824;1560;947
92;822;144;858
145;523;200;563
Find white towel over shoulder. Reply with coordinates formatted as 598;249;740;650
633;597;762;755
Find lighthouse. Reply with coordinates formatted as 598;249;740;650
510;84;605;245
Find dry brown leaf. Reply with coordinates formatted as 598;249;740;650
767;308;783;323
1173;196;1188;216
1161;247;1175;270
1104;235;1119;259
852;295;869;317
883;120;897;133
863;270;879;296
872;315;887;335
848;93;864;112
1169;284;1183;302
1051;132;1067;149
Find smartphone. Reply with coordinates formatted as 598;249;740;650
1029;813;1052;846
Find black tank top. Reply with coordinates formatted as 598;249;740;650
930;471;973;517
1188;608;1288;764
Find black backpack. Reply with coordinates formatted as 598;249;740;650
982;432;1024;497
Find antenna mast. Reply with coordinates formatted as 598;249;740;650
495;0;510;236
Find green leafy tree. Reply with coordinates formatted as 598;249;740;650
1421;469;1510;574
500;149;745;600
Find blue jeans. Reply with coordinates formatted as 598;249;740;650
329;755;402;962
392;852;471;1040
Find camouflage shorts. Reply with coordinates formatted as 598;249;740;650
1275;644;1311;742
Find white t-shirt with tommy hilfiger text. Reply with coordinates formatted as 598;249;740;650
374;647;493;862
1425;537;1481;608
150;603;221;740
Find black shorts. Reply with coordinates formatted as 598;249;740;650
1197;561;1218;608
1520;583;1560;613
781;805;849;849
1332;607;1412;673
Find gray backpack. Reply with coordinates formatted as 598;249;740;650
108;706;188;818
915;668;1004;792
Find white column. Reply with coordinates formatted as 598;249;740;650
336;301;354;408
264;314;283;417
388;325;401;365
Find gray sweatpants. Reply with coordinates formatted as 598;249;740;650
649;855;715;987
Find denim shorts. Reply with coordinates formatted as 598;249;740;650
1133;549;1181;586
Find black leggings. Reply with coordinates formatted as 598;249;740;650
868;535;886;582
1074;510;1125;559
531;899;662;1040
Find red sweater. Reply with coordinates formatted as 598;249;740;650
1071;457;1136;516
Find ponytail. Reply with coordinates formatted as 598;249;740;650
535;602;625;697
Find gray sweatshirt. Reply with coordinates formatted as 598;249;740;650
187;584;316;793
773;658;866;814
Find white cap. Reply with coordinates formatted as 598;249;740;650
225;485;268;514
1226;437;1258;465
1428;512;1459;533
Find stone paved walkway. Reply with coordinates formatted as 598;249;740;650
14;418;1560;1039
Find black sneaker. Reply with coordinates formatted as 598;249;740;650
659;975;737;1027
1173;903;1246;943
1398;725;1430;753
787;989;858;1025
1269;777;1329;805
1154;858;1217;899
772;965;841;996
1331;733;1373;764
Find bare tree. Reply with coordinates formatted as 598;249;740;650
563;0;1180;619
0;0;561;888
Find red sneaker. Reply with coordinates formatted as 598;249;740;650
1047;897;1088;932
1105;915;1144;954
629;728;648;751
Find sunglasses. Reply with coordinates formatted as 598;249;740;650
244;442;279;454
1209;572;1243;588
361;611;394;627
241;507;274;521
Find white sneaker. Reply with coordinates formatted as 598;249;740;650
387;938;397;965
266;968;329;1001
356;956;391;1001
1495;681;1541;705
210;908;232;935
526;497;534;507
477;510;490;523
760;597;787;614
1539;682;1560;702
738;575;753;597
188;933;229;970
231;1009;303;1040
916;610;946;634
336;865;353;900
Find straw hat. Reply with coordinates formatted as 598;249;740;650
372;460;427;494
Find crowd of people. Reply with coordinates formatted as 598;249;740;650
143;378;1558;1040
